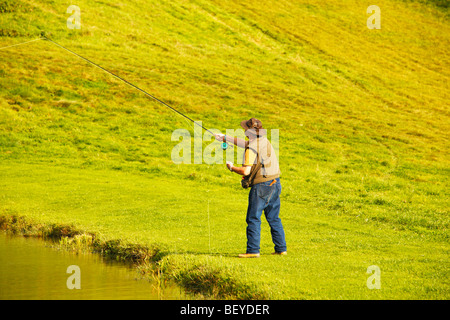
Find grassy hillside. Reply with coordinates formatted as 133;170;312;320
0;0;449;299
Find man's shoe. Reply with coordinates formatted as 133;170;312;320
238;253;260;258
272;251;287;256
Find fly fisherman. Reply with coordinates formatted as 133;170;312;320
215;118;287;258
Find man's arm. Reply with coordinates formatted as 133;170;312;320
215;134;248;148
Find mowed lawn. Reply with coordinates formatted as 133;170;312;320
1;160;448;299
0;0;449;299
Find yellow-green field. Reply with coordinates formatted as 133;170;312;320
0;0;448;299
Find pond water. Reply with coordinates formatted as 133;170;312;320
0;232;188;300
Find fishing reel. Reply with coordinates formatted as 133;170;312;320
217;134;231;150
222;136;228;150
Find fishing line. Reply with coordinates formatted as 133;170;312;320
0;38;44;51
207;199;211;254
0;36;233;148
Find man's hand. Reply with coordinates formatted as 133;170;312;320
214;133;225;142
226;162;251;176
226;161;233;172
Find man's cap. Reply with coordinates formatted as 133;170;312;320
240;118;267;136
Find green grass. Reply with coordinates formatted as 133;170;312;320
0;0;449;299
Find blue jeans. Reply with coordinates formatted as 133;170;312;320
246;178;287;254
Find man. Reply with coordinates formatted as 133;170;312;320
215;118;287;258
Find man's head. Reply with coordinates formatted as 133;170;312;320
240;118;266;139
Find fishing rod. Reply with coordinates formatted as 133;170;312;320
46;37;233;145
1;36;232;149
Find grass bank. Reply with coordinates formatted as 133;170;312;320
0;214;266;299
